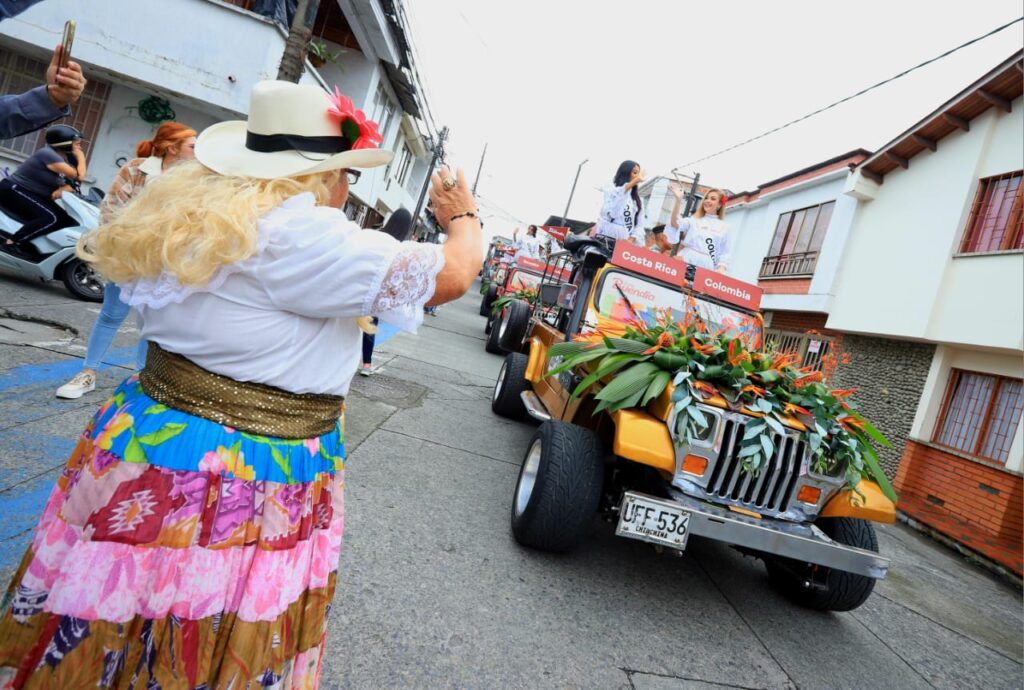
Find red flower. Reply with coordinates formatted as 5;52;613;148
691;380;718;399
727;339;749;367
783;402;811;416
327;86;384;150
830;388;856;398
690;338;716;356
795;370;824;387
741;384;766;398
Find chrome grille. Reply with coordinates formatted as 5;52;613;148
705;419;805;515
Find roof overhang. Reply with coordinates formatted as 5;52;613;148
857;51;1023;184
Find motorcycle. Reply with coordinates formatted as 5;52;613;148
0;185;105;301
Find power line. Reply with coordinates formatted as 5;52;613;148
673;16;1023;171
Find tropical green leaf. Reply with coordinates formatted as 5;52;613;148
641;370;671;406
672;370;692;385
701;364;727;379
546;348;610;376
738;443;762;458
743;422;766;440
594;362;659;403
808;432;822;452
758;369;782;384
138;422;187;446
606;338;655;354
857;418;891;448
859;443;897;503
686;405;709;428
572;354;639;398
547;341;589;359
764;415;785;436
673;395;693;413
124;432;147;463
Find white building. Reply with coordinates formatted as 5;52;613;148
0;0;437;230
726;53;1023;575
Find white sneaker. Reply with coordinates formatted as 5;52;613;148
358;364;373;376
56;371;96;399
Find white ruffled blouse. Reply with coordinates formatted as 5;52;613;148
119;193;445;396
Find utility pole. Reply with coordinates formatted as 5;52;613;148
682;172;701;217
277;0;319;82
412;126;449;239
562;158;588;226
472;142;488;196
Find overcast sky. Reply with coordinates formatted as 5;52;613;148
405;0;1022;238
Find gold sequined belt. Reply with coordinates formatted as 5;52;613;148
139;343;344;439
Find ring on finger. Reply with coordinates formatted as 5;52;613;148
442;176;457;191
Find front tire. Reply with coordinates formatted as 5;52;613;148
511;421;604;553
480;284;498;316
485;309;505;354
60;259;104;302
498;299;531;352
765;517;879;611
492;352;529;419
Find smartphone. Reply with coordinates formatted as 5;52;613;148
59;20;75;69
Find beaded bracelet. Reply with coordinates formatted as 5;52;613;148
449;211;478;223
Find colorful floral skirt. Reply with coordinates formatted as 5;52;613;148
0;374;345;689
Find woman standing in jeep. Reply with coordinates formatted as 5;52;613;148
592;160;646;245
667;186;734;273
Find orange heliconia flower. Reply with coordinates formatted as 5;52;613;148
727;339;750;367
691;380;718;399
837;415;865;431
741;384;766;398
642;331;676;355
783;402;811;416
795;370;825;387
841;352;852;365
690;338;717;356
830;388;856;398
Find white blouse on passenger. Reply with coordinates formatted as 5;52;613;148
667;215;733;273
119;192;445;396
594;185;645;243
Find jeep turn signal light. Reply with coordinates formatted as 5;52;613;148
797;485;822;505
682;454;708;476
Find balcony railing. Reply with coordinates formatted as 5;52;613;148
759;251;819;278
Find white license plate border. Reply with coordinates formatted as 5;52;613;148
615;492;692;550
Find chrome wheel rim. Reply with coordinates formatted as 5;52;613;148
493;360;506;401
73;262;104;297
498;310;509;340
515;439;542;517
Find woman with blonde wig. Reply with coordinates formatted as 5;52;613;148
666;186;734;273
56;121;197;399
0;81;482;687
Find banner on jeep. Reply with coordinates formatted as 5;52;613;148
691;267;762;311
541;226;570;242
516;256;571;281
611;241;762;312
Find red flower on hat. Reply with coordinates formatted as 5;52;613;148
327;87;384;150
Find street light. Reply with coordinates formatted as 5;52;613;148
561;158;588;227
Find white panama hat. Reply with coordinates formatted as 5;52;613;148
195;80;393;179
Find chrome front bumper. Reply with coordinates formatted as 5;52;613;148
625;490;889;580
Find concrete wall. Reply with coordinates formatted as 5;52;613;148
0;0;297;118
828;98;1024;352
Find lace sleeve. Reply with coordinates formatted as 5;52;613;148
365;242;445;330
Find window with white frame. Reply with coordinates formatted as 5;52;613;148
0;52;110;164
394;142;414;186
370;83;396;143
760;201;835;278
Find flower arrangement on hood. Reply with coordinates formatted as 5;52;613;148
327;87;384;150
490;288;538;317
546;305;896;502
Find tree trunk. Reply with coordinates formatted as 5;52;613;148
277;0;319;83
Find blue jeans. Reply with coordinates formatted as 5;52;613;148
83;282;149;371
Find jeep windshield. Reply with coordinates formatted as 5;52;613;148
506;269;542;293
593;269;763;350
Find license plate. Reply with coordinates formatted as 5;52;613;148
616;492;691;549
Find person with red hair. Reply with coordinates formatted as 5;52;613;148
56;121;197;399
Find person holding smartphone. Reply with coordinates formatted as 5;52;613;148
0;44;87;139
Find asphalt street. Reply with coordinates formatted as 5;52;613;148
0;270;1021;689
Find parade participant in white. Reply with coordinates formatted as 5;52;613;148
593;160;646;244
513;224;545;259
667;187;733;273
